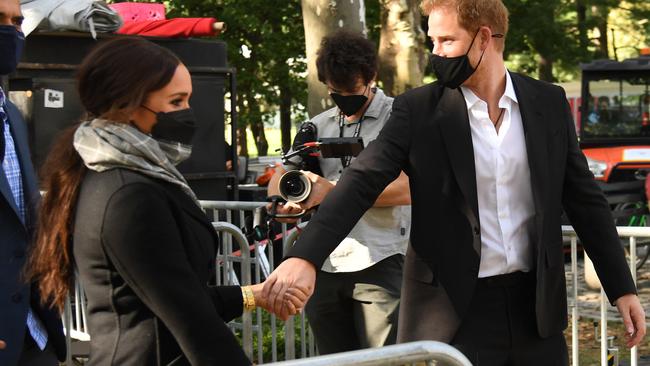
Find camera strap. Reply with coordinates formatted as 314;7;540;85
265;195;308;219
338;113;364;169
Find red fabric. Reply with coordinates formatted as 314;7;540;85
109;3;166;22
116;18;218;38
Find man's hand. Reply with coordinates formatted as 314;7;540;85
250;282;310;320
0;339;5;350
265;201;302;224
297;171;335;210
263;257;316;320
615;293;646;347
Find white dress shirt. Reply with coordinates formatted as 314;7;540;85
460;70;536;278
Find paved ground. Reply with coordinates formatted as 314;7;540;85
565;254;650;323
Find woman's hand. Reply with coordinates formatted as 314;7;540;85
250;282;310;321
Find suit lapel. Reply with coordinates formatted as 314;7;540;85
511;73;548;247
436;88;480;227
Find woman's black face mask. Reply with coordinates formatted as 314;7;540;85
142;106;198;145
330;85;370;117
430;30;503;89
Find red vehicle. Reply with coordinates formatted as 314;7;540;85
578;51;650;187
568;50;650;269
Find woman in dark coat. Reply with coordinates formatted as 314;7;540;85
26;37;307;366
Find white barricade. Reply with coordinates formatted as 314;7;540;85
201;200;316;364
269;341;472;366
564;225;648;366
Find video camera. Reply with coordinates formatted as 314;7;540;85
278;122;364;203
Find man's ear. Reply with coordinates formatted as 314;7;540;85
480;26;492;51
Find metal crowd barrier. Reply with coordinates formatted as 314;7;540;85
564;225;648;366
61;203;647;366
269;341;472;366
200;200;316;364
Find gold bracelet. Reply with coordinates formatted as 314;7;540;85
241;286;256;312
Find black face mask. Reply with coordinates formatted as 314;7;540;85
430;31;502;89
144;106;197;145
330;85;370;117
0;25;25;75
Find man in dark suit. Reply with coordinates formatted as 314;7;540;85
0;0;66;364
264;0;645;364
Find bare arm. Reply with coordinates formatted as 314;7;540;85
299;170;409;209
373;171;410;207
268;165;409;223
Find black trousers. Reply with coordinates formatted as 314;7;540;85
452;271;569;366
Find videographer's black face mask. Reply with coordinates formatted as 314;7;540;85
330;85;370;117
430;30;503;89
142;106;197;146
0;25;25;75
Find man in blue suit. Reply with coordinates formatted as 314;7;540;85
1;0;66;364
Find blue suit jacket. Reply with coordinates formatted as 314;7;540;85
0;100;66;364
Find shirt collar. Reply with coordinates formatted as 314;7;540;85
460;68;518;110
502;70;518;105
327;87;386;120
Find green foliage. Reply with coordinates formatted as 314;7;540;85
503;0;650;82
504;0;586;81
366;1;381;48
118;0;649;136
234;311;310;363
164;0;308;154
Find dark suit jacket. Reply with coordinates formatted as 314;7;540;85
0;100;66;365
73;169;250;365
289;72;636;340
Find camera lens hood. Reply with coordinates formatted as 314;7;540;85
278;170;312;203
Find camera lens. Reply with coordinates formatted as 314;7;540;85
283;177;305;196
278;171;312;203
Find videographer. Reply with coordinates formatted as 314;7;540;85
266;30;411;354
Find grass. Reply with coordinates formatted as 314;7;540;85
566;318;650;365
225;127;295;158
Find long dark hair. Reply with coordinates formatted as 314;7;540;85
27;37;181;311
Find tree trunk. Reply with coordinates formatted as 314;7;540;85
538;54;554;82
529;1;556;82
576;0;588;57
377;0;427;97
301;0;367;117
279;86;293;154
593;5;609;59
246;94;269;156
250;123;268;156
237;124;248;157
